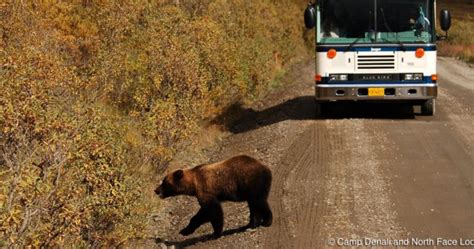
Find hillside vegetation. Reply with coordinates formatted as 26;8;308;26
0;0;307;246
438;0;474;63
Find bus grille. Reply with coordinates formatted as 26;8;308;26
357;54;395;70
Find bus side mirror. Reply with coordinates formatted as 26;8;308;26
438;10;451;40
304;4;316;29
440;10;451;31
440;9;451;34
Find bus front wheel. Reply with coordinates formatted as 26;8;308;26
421;99;435;116
315;101;327;117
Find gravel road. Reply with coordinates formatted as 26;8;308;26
145;57;473;249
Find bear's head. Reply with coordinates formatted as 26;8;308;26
155;169;188;199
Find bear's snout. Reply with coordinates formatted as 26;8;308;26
154;186;163;198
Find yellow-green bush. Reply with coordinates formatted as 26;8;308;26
438;1;474;63
1;0;307;246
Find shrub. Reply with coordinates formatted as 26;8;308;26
0;0;307;246
437;1;474;63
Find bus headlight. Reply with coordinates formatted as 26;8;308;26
329;74;349;81
413;73;423;80
404;73;423;81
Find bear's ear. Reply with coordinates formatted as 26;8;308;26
173;170;184;181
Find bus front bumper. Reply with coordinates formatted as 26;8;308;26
315;83;437;101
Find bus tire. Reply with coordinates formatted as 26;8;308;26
315;101;327;117
421;99;435;116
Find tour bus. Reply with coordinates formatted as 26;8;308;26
304;0;451;115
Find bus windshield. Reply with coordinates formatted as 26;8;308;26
317;0;434;44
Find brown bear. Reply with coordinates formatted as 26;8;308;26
155;155;272;238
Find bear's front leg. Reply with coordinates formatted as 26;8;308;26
207;199;224;239
180;208;209;236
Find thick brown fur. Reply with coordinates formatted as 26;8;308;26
155;155;273;238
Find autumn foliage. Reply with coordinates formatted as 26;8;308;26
438;0;474;63
0;0;307;246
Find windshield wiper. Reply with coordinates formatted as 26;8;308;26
397;40;407;52
345;37;363;52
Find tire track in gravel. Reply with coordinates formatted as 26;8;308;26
295;124;327;249
293;123;332;248
266;128;311;247
265;121;339;248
